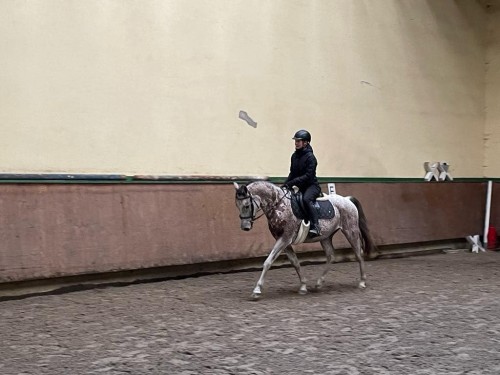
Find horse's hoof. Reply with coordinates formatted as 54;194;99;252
315;279;325;290
298;287;308;295
251;292;261;300
358;281;366;289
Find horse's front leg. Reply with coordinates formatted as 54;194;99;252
252;237;288;299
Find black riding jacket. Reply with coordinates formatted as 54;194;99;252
284;144;320;192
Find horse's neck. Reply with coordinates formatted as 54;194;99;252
249;182;282;209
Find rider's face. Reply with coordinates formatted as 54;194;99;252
294;139;307;150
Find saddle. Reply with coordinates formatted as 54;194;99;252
290;189;335;221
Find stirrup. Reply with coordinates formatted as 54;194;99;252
309;226;321;237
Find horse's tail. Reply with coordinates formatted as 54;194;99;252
348;196;378;260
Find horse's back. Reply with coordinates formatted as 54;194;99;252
322;192;352;205
323;193;358;217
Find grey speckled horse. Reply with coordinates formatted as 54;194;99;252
234;180;377;299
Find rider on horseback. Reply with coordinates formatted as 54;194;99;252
282;129;322;237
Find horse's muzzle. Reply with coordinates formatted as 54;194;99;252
240;220;253;231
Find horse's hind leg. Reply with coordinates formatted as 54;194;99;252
284;246;308;295
315;236;335;290
343;229;367;288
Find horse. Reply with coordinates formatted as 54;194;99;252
233;180;378;299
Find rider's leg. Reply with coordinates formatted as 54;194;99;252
304;185;321;235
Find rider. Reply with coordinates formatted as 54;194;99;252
282;129;322;236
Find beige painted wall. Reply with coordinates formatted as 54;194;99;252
485;2;500;177
0;0;493;178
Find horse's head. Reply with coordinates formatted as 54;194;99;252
233;182;259;231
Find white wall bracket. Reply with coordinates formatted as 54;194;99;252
466;235;485;253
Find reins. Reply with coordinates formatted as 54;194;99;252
275;187;290;206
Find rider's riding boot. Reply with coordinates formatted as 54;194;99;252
307;202;321;237
309;223;321;237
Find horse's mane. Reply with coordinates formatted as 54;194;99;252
248;180;274;187
247;180;280;192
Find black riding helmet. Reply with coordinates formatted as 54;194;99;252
292;129;311;142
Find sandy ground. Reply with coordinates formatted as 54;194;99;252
1;251;499;374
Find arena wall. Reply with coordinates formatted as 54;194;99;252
0;181;488;285
485;3;500;177
0;0;493;178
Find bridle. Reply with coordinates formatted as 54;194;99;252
236;193;265;223
236;187;289;223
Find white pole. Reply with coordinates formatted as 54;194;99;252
483;180;493;247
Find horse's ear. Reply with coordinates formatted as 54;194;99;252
233;182;239;190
